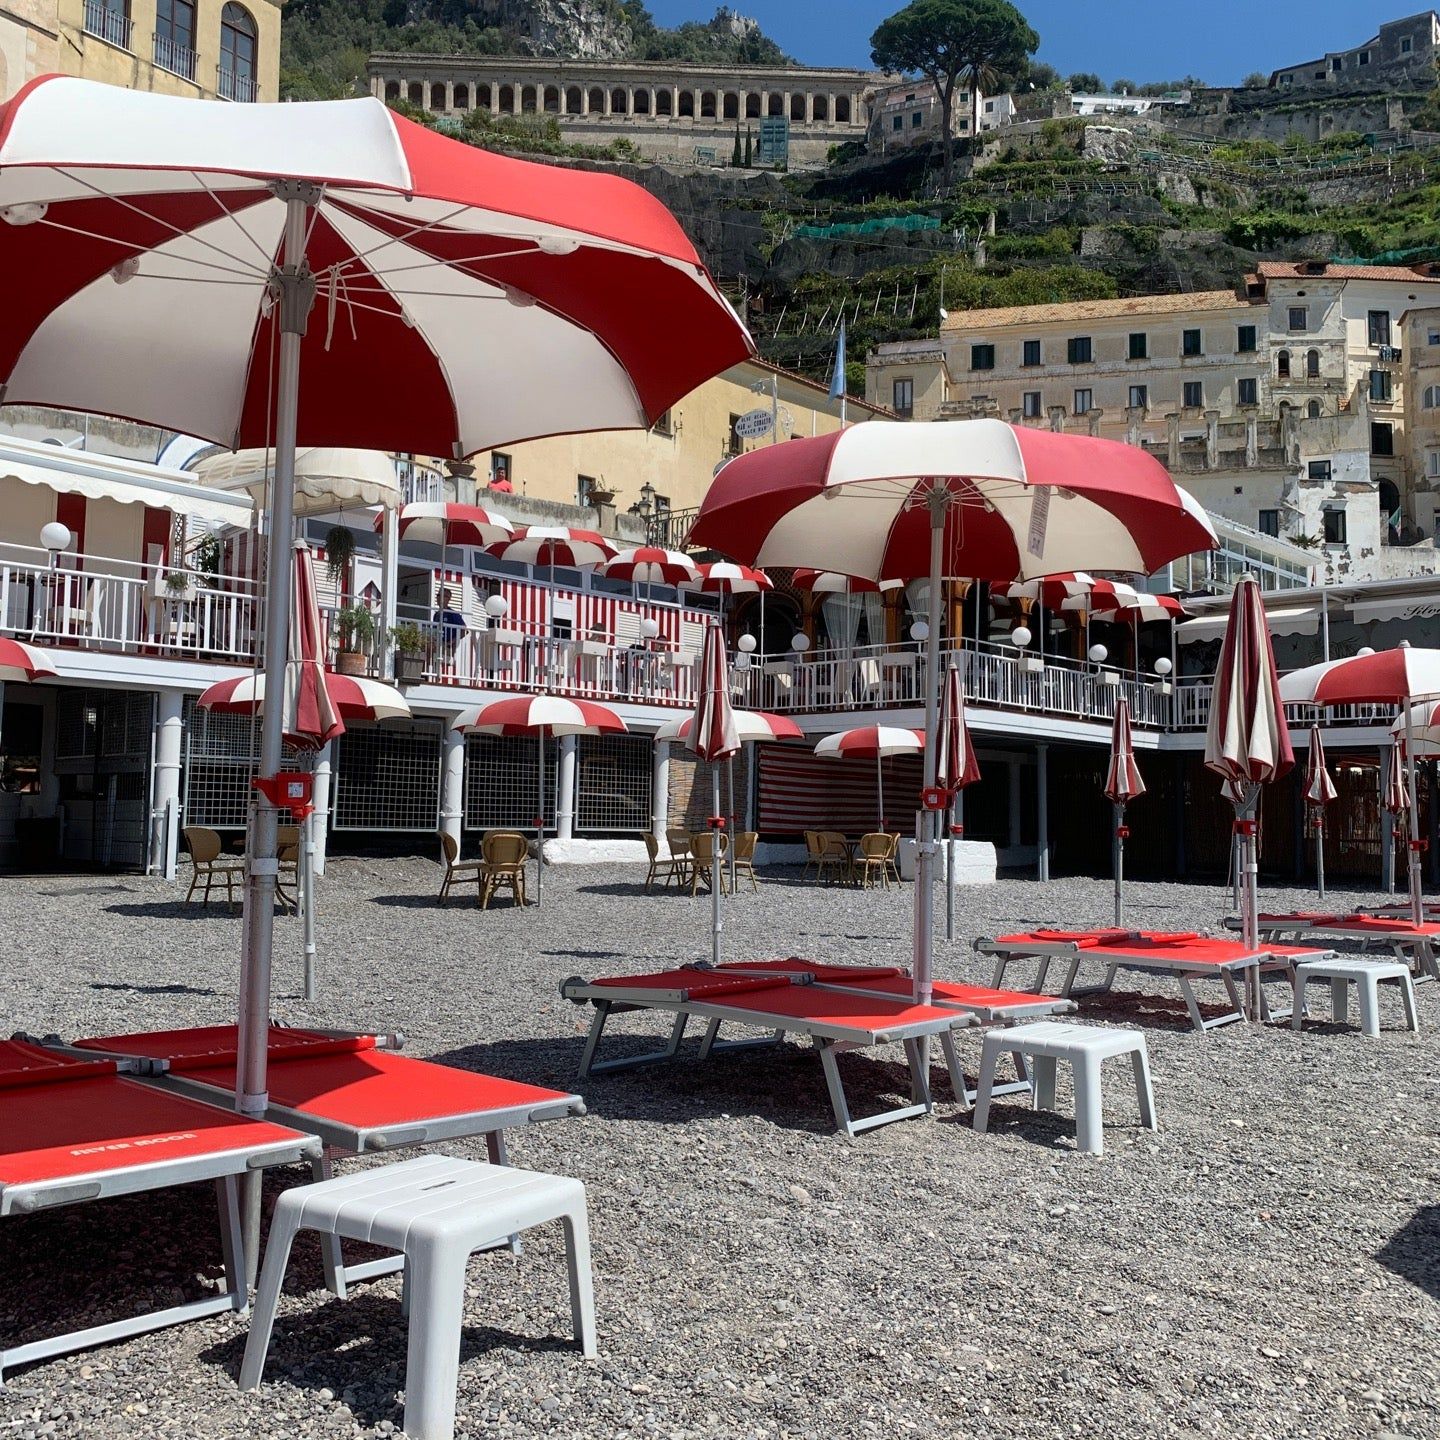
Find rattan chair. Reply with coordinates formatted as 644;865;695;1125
733;831;759;893
688;830;729;895
817;831;853;886
182;826;245;910
480;831;529;909
643;832;687;891
437;830;484;901
885;832;903;885
854;832;892;889
801;830;823;881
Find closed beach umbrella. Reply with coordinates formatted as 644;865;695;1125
815;725;926;832
935;662;981;938
1204;574;1294;950
1103;698;1146;927
1304;725;1337;901
688;623;740;963
454;695;626;906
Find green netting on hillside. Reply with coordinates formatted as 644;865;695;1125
794;215;942;239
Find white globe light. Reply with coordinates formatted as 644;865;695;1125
1011;626;1032;648
484;594;509;618
737;633;757;653
910;621;930;642
1088;644;1108;663
1357;646;1376;657
1154;656;1173;676
640;617;660;639
791;632;811;653
40;522;72;552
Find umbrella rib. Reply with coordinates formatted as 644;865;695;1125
191;169;279;268
324;197;485;280
23;213;264;283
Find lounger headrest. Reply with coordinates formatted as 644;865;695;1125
0;1038;119;1090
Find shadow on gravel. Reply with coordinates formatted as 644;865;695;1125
1377;1206;1440;1300
90;979;217;997
370;893;533;910
105;900;243;921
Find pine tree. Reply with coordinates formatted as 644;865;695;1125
731;124;742;166
744;127;753;167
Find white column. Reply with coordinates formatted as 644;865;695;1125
1036;743;1050;881
556;733;577;842
311;741;333;877
380;504;399;680
440;724;465;851
151;688;184;881
652;740;671;839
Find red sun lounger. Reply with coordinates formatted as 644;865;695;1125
1239;914;1440;982
66;1026;585;1294
0;1038;318;1384
561;969;973;1137
976;932;1331;1032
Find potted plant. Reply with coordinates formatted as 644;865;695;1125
164;568;192;601
389;621;429;684
192;532;221;582
335;602;375;675
323;525;356;591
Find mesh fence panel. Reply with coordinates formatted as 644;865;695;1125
464;734;555;831
181;699;300;831
576;733;652;834
333;722;442;832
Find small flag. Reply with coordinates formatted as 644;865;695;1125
829;320;847;400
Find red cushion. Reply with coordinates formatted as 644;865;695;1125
74;1024;376;1072
0;1038;118;1090
716;959;908;982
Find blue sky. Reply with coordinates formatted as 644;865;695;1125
643;2;1379;86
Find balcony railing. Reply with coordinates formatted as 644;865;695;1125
153;32;198;81
83;0;132;50
217;67;256;103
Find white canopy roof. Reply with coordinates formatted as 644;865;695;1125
191;447;402;515
0;433;253;525
1176;604;1320;643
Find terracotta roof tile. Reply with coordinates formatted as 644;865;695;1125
1254;261;1440;284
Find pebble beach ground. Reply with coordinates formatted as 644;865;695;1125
2;856;1439;1440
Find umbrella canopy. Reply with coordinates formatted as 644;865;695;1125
197;670;412;724
791;568;904;595
283;541;344;753
487;526;617;570
1279;646;1440;708
454;695;625;737
0;637;58;682
814;725;925;759
1093;593;1186;622
1384;742;1410;815
601;546;700;588
995;573;1141;613
195;447;404;515
654;710;800;744
934;665;981;793
1304;726;1338;805
383;502;514;548
0;79;751;453
690;623;739;965
687;562;773;595
1104;700;1146;805
691;422;1217;582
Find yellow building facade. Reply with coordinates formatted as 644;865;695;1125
49;0;280;102
0;2;61;99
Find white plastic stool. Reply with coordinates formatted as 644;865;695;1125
240;1155;596;1440
1291;958;1419;1038
972;1022;1156;1155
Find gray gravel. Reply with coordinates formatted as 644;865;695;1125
3;858;1439;1440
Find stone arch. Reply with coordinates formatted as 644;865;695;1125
836;95;851;123
634;88;651;115
565;85;582;114
477;83;493;109
679;89;695;117
790;93;805;121
429;82;446;110
543;84;561;113
521;84;537;113
407;81;424;107
768;92;783;116
385;80;400;102
701;91;717;118
453;83;469;109
723;91;739;119
1277;349;1291;379
656;88;673;116
611;86;628;114
498;84;514;112
588;86;605;113
745;91;761;118
1306;348;1321;378
812;94;830;121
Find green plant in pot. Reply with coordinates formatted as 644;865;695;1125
164;568;192;598
335;602;376;676
323;525;356;594
389;620;430;683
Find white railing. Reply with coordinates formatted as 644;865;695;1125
153;32;198;81
0;551;259;663
217;66;256;103
83;0;132;49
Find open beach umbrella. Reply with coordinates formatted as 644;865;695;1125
0;73;751;1196
1204;575;1294;953
1280;645;1440;924
815;725;926;832
935;662;981;939
0;637;58;756
686;561;774;668
453;696;626;906
602;546;700;589
486;526;617;572
196;669;411;723
791;569;905;594
688;623;740;964
380;502;514;599
690;419;1216;1008
1104;698;1146;928
1304;725;1337;901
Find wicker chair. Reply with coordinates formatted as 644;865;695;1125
885;832;903;885
688;830;729;895
182;826;245;909
801;829;823;881
854;832;893;889
480;831;529;909
817;831;853;886
733;831;759;893
643;832;687;891
437;830;484;901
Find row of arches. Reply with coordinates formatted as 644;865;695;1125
1277;348;1322;380
382;78;853;125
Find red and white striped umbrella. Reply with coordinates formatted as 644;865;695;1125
1304;725;1338;806
486;526;617;570
654;709;800;744
935;666;981;794
690;622;739;964
687;562;773;595
197;670;411;724
1205;574;1293;949
601;546;700;588
0;636;57;682
1383;741;1410;815
382;502;514;548
817;724;925;832
791;568;904;595
996;573;1142;613
285;541;344;753
1280;646;1440;708
1093;592;1186;623
1104;697;1145;926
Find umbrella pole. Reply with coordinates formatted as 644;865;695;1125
536;731;545;906
1314;807;1326;902
727;754;737;890
1114;801;1124;928
238;189;312;1285
912;494;945;1021
945;797;955;941
876;753;884;832
712;768;723;965
302;803;317;1001
1406;706;1423;926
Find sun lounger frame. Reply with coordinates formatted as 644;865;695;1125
1237;916;1440;983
